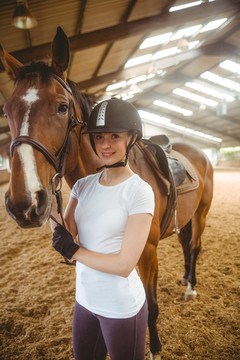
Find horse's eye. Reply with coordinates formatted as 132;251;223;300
58;104;68;114
3;111;8;119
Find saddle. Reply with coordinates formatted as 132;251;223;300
139;135;199;238
146;135;186;187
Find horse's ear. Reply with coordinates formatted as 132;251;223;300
0;44;23;81
51;27;69;80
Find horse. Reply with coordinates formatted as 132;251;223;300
0;27;213;360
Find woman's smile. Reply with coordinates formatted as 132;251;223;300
101;152;115;158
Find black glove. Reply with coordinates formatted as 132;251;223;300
52;224;79;259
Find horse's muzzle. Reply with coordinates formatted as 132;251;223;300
5;189;50;228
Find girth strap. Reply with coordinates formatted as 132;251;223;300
141;139;178;238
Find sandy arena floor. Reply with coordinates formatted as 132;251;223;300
0;170;239;360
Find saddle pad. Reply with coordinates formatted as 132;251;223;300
170;150;199;194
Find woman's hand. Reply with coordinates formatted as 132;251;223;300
52;224;79;259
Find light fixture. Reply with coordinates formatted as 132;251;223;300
169;1;202;12
12;1;38;29
125;54;152;68
138;110;171;125
172;24;202;41
153;99;193;116
140;32;172;49
139;109;221;143
177;39;189;51
173;88;218;107
106;81;126;91
152;46;178;60
220;60;240;74
216;103;228;116
201;71;240;93
185;82;235;102
200;18;227;33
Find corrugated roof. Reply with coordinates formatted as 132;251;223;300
0;0;240;154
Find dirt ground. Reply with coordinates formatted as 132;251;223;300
0;170;239;360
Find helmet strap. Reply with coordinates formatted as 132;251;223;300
96;134;135;172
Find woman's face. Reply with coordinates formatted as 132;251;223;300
93;132;132;165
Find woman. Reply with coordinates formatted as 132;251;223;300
51;98;155;360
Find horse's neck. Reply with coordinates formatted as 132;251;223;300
64;133;100;188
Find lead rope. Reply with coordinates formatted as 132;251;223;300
50;174;65;226
50;174;76;266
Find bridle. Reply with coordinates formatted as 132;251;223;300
10;74;86;191
9;74;87;265
10;74;87;253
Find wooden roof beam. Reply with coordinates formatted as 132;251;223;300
136;91;240;127
92;0;138;77
0;0;238;72
76;41;238;90
136;106;240;143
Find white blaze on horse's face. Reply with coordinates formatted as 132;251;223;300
18;88;42;205
20;88;39;135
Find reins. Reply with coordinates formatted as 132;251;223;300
10;74;87;264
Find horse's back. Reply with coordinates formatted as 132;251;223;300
172;142;213;176
130;140;213;237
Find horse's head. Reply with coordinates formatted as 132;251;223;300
0;27;90;228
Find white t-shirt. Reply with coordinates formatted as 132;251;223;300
71;172;155;318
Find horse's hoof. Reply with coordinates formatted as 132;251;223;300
150;352;161;360
181;277;188;286
184;282;197;301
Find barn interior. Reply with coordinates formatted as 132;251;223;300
0;2;240;360
0;0;240;177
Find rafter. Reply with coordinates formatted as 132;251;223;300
76;41;239;90
93;0;138;77
136;106;240;143
0;0;238;72
137;91;240;127
68;0;88;76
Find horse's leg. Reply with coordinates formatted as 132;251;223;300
179;200;212;301
178;219;198;301
184;168;213;301
178;219;192;286
138;242;162;360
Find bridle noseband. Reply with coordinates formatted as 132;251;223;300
10;74;86;188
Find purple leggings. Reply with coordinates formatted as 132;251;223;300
72;300;148;360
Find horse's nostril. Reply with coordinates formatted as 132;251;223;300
5;189;49;227
34;189;48;216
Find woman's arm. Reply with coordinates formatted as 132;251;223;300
72;212;153;277
63;197;78;238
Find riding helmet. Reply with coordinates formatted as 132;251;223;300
86;97;143;169
87;97;142;138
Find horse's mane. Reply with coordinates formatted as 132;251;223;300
67;79;96;121
17;61;96;121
